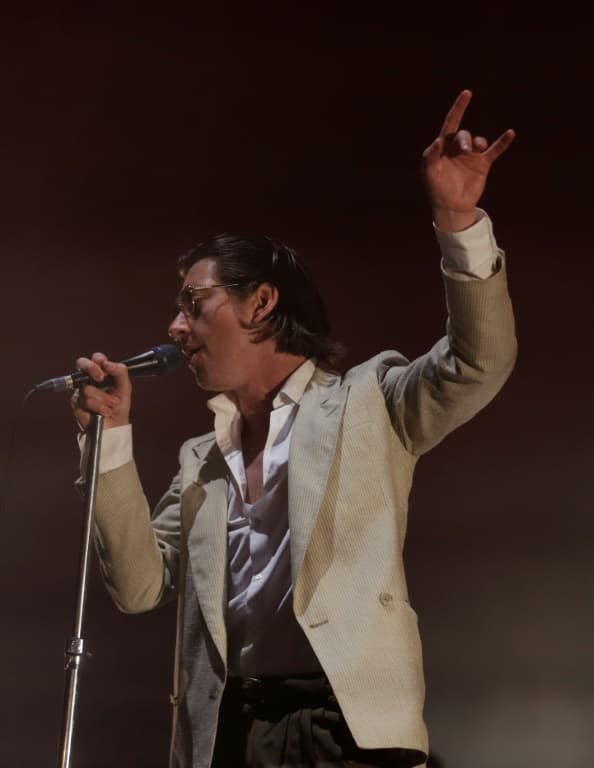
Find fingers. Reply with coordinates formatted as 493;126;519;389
73;385;122;419
99;358;133;397
76;352;132;395
454;129;473;153
430;130;489;162
484;128;516;162
440;89;472;137
71;351;132;431
428;128;501;163
452;131;490;153
438;91;515;163
473;135;488;152
76;354;108;384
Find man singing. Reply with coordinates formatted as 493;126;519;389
73;90;517;768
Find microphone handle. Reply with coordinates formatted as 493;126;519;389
70;372;117;390
36;358;163;393
69;357;162;389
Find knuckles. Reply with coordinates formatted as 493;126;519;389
71;354;131;428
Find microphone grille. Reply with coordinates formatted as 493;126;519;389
151;344;182;374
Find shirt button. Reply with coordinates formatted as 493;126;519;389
379;592;393;606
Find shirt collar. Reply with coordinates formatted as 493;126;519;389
207;358;316;419
272;358;316;408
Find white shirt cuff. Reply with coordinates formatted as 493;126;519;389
434;209;502;280
78;424;133;474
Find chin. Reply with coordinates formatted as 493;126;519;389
190;367;214;392
190;365;227;394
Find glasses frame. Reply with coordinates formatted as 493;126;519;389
175;282;243;317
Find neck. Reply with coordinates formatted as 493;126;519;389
234;352;307;433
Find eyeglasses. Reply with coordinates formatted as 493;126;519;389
174;282;242;317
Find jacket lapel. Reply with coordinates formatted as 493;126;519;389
288;372;349;585
182;438;229;666
180;370;349;660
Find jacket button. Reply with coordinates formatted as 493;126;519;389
379;592;393;606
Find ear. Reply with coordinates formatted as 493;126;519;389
250;282;279;323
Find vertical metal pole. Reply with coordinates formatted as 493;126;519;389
58;413;104;768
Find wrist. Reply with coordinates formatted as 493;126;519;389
106;418;131;430
432;207;478;233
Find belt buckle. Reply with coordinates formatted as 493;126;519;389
242;676;264;700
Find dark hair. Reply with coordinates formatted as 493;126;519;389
177;233;345;370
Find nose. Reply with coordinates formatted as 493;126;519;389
168;310;190;342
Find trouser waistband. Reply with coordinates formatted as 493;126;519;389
225;673;334;707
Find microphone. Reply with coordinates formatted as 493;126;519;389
34;344;181;393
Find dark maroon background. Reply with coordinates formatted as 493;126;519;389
0;5;592;767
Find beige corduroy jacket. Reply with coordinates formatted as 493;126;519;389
92;260;517;768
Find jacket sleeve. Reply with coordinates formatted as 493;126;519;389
92;457;182;614
377;258;517;456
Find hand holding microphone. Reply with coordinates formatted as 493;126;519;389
40;343;183;431
71;353;133;431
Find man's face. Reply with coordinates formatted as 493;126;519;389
168;258;256;392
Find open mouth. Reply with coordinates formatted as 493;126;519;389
183;346;203;363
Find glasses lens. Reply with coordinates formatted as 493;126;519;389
175;286;194;316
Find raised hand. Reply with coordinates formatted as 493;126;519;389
422;90;515;232
71;352;132;431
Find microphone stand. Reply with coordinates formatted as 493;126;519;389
57;412;104;768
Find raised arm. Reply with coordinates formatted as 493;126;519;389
379;91;517;454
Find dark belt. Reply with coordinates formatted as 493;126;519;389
225;673;336;708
